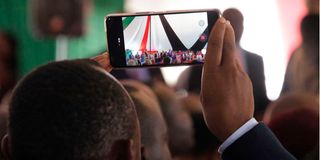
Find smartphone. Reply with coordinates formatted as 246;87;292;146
105;9;220;68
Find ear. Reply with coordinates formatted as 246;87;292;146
1;134;12;160
107;139;134;160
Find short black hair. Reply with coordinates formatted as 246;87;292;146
9;60;137;160
123;83;165;146
301;14;319;65
301;14;319;45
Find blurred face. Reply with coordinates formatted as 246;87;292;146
121;80;172;160
145;112;171;160
152;82;194;154
170;107;194;153
132;117;142;160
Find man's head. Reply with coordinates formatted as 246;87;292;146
222;8;244;45
152;82;194;156
1;60;140;160
301;14;319;56
268;108;319;159
122;80;172;160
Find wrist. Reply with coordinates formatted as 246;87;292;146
218;118;258;153
224;117;253;140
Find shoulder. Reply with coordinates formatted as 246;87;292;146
242;49;262;59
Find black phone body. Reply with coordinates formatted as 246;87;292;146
105;9;220;68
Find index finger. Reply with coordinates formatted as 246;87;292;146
221;21;237;67
204;17;227;68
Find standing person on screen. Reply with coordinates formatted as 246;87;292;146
222;8;270;118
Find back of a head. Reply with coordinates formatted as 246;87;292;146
268;108;319;159
263;93;319;123
152;82;194;155
264;93;319;159
222;8;244;44
122;80;172;160
179;94;220;158
8;60;138;160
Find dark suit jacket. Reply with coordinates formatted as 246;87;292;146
242;49;270;113
184;49;269;114
222;123;296;160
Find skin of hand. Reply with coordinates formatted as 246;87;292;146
91;52;113;72
200;17;254;141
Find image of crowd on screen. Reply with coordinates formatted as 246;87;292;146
126;49;205;66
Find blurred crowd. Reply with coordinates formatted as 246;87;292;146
0;0;319;160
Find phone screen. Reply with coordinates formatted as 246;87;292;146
106;10;219;68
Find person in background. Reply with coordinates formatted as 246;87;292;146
263;93;319;159
268;108;318;159
263;93;318;124
281;14;319;96
152;82;194;157
122;80;172;160
176;94;221;160
0;31;17;103
176;8;269;119
1;60;141;160
222;8;269;117
200;17;295;160
0;31;18;159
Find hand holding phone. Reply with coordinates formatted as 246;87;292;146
105;9;220;68
91;52;113;72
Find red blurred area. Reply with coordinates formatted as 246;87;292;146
277;0;308;61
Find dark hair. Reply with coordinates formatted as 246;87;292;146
191;113;220;154
269;108;319;159
222;8;244;44
301;14;319;63
9;60;137;160
301;14;319;45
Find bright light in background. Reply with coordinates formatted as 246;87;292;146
125;0;302;100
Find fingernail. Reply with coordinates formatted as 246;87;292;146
226;20;231;25
219;17;226;23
